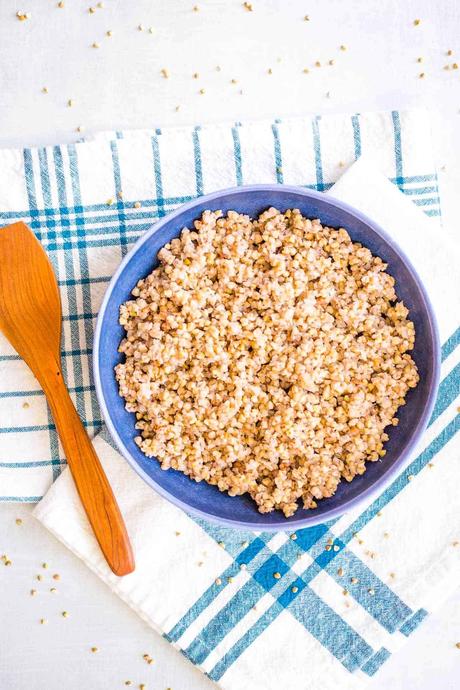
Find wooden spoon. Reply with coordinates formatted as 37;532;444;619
0;222;135;576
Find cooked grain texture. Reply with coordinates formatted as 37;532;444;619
115;209;418;516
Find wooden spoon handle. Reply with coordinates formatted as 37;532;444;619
44;371;135;576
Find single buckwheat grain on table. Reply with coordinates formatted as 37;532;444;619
115;208;418;516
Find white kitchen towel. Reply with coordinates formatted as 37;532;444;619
33;154;460;689
0;110;450;501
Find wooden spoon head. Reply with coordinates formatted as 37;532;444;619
0;222;62;380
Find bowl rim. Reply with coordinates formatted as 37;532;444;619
93;183;441;531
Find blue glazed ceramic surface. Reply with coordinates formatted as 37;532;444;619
93;185;440;530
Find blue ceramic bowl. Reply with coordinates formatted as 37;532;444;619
93;185;440;530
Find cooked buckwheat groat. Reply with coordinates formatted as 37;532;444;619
115;208;418;516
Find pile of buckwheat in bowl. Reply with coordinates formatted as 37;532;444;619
115;208;419;517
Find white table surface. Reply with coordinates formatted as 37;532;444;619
1;1;459;688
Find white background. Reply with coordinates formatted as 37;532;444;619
0;1;459;689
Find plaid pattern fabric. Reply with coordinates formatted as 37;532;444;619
17;110;458;689
0;110;446;501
